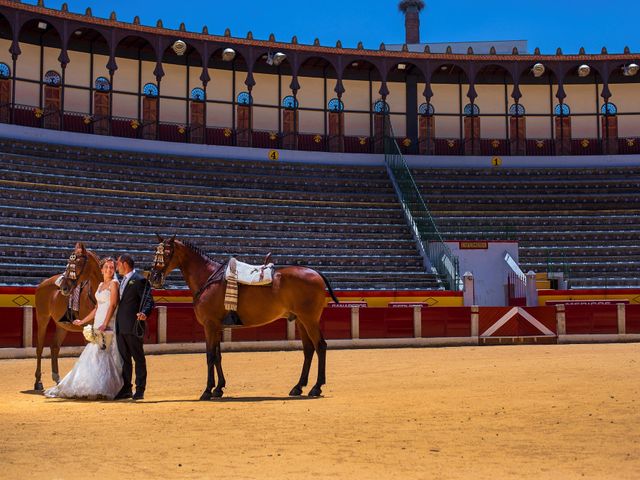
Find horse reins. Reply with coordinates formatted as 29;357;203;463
134;275;153;341
193;261;227;302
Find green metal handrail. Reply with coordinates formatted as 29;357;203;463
382;120;461;291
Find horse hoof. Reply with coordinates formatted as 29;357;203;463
212;389;224;398
199;391;212;401
308;386;322;397
52;373;60;384
289;386;303;396
34;381;44;391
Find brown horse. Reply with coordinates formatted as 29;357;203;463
33;244;102;390
149;235;339;400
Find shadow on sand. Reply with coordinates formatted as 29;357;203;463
20;389;323;404
143;395;323;404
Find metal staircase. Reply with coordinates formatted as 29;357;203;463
383;121;461;291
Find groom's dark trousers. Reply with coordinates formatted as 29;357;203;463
116;271;154;393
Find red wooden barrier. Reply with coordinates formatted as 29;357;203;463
231;319;287;342
294;307;352;340
145;309;158;344
0;308;23;348
564;305;618;335
422;307;472;338
165;304;205;343
478;307;556;337
164;306;350;343
29;309;158;347
320;307;352;340
359;307;414;339
626;305;640;334
33;317;86;346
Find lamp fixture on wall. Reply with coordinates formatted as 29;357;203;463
266;52;286;66
578;64;591;77
172;40;187;56
623;63;639;76
531;63;545;77
222;48;236;61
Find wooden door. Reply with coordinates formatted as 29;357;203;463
328;111;344;152
464;116;480;155
282;109;298;150
0;79;10;123
236;104;252;147
418;115;435;155
190;101;205;144
93;91;110;135
44;85;61;130
142;97;158;140
601;115;618;155
509;116;526;155
373;113;390;153
554;116;571;155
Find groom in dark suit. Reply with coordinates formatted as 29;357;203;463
114;254;154;400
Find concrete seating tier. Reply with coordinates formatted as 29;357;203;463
0;141;438;290
412;167;640;289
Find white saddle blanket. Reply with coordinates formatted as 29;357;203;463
225;259;274;285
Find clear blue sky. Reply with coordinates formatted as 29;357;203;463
25;0;638;54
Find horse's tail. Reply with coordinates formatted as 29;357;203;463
317;271;339;304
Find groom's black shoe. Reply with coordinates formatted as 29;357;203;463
114;389;132;400
132;390;145;400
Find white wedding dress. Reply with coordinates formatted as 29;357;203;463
45;281;124;400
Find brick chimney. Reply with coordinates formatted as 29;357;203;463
398;1;425;44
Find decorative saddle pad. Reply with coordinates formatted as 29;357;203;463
225;258;274;286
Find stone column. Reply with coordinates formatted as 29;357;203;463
351;306;360;339
463;272;474;306
617;303;626;335
23;306;33;348
555;304;566;336
413;305;422;338
156;305;167;344
287;319;296;341
526;271;538;307
470;306;479;339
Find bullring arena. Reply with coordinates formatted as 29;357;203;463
0;0;640;478
1;345;639;479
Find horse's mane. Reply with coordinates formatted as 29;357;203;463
179;239;218;265
86;249;100;265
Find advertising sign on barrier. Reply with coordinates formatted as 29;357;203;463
388;302;427;308
328;301;367;308
547;299;629;306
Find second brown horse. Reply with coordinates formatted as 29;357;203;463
150;235;339;400
33;243;101;390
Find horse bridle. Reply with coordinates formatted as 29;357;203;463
62;252;87;286
151;241;172;286
151;239;225;299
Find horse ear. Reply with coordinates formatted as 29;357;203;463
170;234;176;243
156;233;164;242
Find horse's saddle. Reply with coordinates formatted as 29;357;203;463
225;255;274;286
222;254;274;326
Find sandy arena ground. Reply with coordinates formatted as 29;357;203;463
0;343;638;479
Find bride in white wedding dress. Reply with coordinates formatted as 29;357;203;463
45;257;123;400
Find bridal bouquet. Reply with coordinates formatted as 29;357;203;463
82;325;113;350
